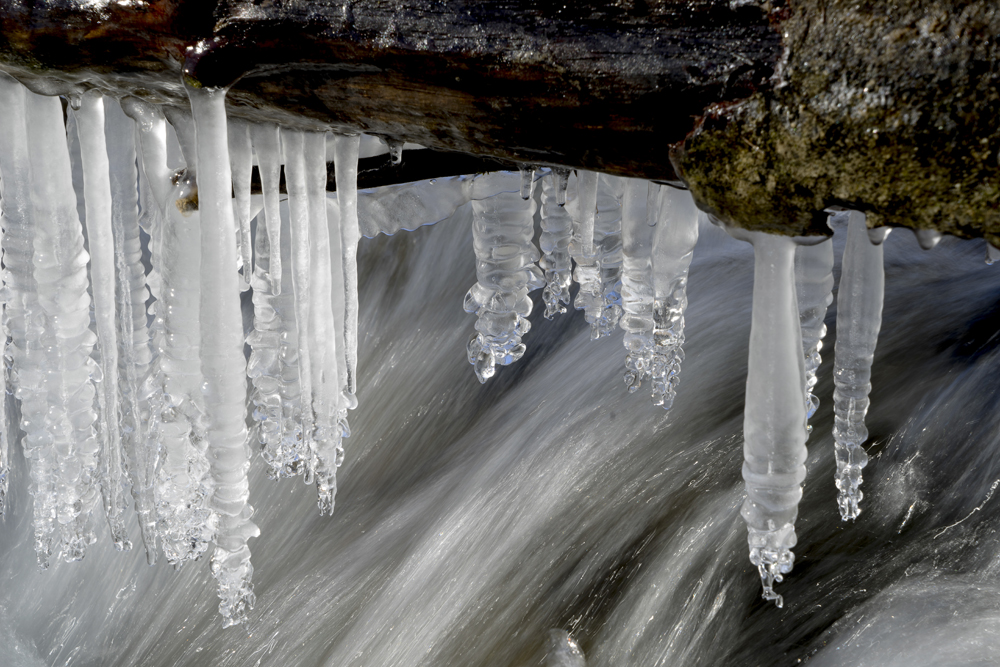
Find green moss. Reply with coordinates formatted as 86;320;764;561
676;0;1000;238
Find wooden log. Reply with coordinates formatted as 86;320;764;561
0;0;781;183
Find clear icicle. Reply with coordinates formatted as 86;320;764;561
305;132;343;513
133;101;216;567
250;123;284;295
832;211;884;522
571;172;624;338
742;231;808;609
464;176;543;383
539;171;573;318
795;239;834;433
649;186;699;410
0;75;44;558
553;168;570;207
333;134;361;407
518;165;535;200
281;129;316;478
228;119;253;284
74;92;130;550
105;97;158;562
19;85;101;566
619;179;655;393
248;196;306;479
188;84;260;627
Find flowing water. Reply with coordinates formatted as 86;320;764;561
2;203;1000;666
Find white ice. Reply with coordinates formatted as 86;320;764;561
832;211;885;521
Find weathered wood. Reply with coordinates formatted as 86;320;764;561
0;0;781;183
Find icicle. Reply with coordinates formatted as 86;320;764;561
518;164;535;200
250;123;283;295
572;173;623;338
74;92;131;551
742;231;808;609
132;101;216;568
228;119;253;285
305;132;342;514
987;242;1000;265
553;168;570;207
619;179;655;393
333;134;361;406
832;211;884;522
915;228;942;250
21;86;101;565
105;97;158;562
248;196;306;481
539;171;573;318
464;176;542;382
795;239;834;432
385;137;403;165
0;75;45;559
188;83;259;627
121;97;169;304
649;186;699;410
281;129;316;480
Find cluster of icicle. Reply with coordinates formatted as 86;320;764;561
462;166;900;607
0;73;362;627
464;168;700;409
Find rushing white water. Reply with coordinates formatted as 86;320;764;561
0;164;999;664
832;212;885;521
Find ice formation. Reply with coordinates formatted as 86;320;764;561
648;186;699;410
0;67;922;621
832;212;885;521
795;239;834;432
741;232;808;609
464;174;544;383
571;173;624;339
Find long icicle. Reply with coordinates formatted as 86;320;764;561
333;134;361;410
305;132;343;513
538;170;573;319
148;105;216;567
742;231;809;609
619;179;655;393
832;212;885;521
247;127;305;479
25;87;102;565
228;118;253;285
649;186;699;410
281;129;316;479
74;91;130;551
795;239;834;434
188;83;259;626
249;124;283;295
105;97;158;563
0;75;46;560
